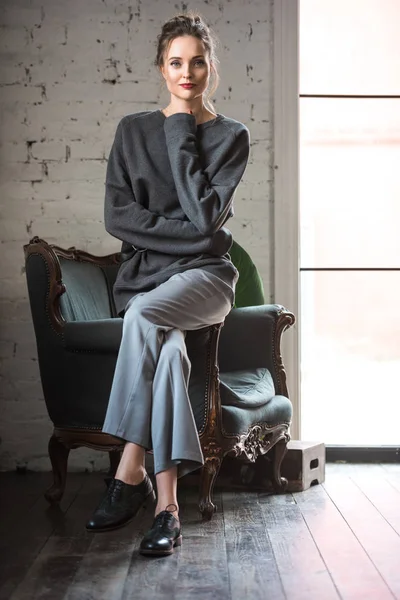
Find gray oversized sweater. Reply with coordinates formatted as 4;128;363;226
104;109;250;316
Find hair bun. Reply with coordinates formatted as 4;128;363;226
155;13;219;71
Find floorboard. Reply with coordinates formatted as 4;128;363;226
260;492;340;600
0;473;51;537
349;467;400;537
0;473;86;600
295;479;394;600
174;490;229;600
1;464;400;600
8;474;101;600
380;464;400;495
323;465;400;599
223;490;285;600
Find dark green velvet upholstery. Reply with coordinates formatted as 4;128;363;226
222;395;292;436
25;240;292;444
62;316;215;434
229;240;265;308
218;305;292;434
59;258;113;321
219;367;291;434
218;305;283;390
25;253;120;428
26;251;212;433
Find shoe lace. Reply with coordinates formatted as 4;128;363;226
153;504;179;529
109;480;123;503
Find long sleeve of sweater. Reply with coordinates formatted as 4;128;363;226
163;113;250;236
104;120;231;256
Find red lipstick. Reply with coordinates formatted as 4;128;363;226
180;84;195;89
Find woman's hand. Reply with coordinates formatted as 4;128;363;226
162;105;215;123
163;106;193;117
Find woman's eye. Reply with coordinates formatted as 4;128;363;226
169;59;205;68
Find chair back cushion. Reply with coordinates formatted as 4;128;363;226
59;258;113;321
24;243;121;428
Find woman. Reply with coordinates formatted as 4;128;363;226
86;13;250;556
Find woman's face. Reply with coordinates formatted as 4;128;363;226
160;35;212;101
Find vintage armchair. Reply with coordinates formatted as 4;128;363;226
24;236;295;520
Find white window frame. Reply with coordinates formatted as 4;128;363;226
273;0;301;438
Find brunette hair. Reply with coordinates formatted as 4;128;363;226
155;13;220;112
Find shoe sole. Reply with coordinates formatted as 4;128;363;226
86;489;156;533
139;535;182;556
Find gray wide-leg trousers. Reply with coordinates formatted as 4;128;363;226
102;268;236;478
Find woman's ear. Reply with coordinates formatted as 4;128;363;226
159;65;166;80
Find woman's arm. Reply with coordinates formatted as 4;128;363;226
104;120;230;256
163;113;250;236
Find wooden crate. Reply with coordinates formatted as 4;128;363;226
179;441;326;493
282;440;326;492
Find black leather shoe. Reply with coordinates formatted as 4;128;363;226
86;474;156;532
139;504;182;556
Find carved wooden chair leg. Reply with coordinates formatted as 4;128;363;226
45;433;70;504
253;453;274;491
272;437;289;493
103;450;122;488
108;450;121;477
198;457;222;520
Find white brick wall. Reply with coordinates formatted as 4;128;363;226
0;0;274;471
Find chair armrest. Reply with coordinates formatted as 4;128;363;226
218;305;295;397
63;318;123;353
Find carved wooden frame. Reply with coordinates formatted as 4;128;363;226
24;237;295;518
198;307;295;519
24;237;125;502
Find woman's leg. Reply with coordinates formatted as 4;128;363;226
139;464;182;557
90;269;233;537
155;467;178;517
102;269;233;479
115;442;146;485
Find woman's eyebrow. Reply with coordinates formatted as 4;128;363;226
168;55;205;60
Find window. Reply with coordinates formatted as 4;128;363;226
300;0;400;444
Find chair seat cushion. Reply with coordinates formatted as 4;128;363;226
219;368;275;408
222;395;292;435
219;368;292;434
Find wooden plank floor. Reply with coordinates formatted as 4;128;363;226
0;464;399;600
